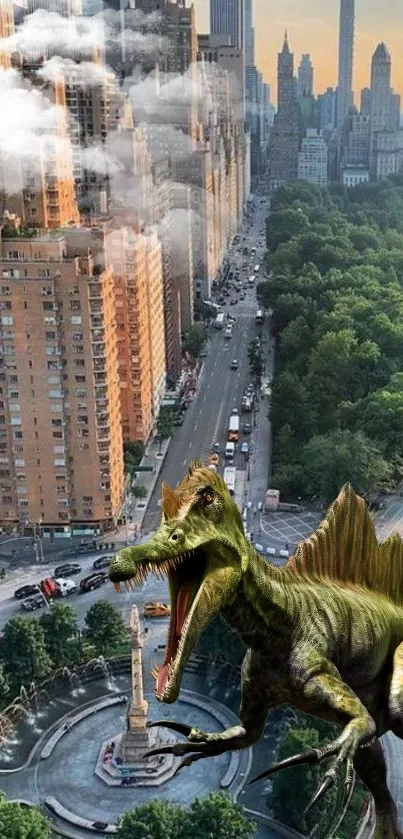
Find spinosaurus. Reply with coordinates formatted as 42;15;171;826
109;462;403;839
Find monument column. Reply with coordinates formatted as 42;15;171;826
118;605;151;764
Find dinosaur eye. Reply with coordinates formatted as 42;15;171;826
203;489;215;505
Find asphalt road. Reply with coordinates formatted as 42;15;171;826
141;193;271;534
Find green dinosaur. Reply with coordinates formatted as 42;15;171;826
109;463;403;839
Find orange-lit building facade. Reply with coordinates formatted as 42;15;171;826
0;228;124;535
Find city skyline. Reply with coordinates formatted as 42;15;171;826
194;0;403;102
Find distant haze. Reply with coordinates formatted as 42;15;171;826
193;0;403;103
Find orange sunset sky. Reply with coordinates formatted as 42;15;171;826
193;0;403;104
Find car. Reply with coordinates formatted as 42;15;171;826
200;348;208;358
173;415;184;426
143;601;171;618
93;555;113;570
14;584;39;600
212;442;220;453
231;408;239;415
242;423;252;435
21;594;46;611
230;359;239;370
209;453;219;465
79;572;108;593
54;563;81;578
241;442;249;454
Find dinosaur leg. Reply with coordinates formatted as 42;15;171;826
354;739;403;839
144;650;274;773
249;659;376;814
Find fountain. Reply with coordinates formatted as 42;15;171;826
62;667;85;697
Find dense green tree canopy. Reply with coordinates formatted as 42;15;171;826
265;178;403;500
84;600;128;657
0;795;51;838
1;617;52;689
116;794;255;839
40;602;78;667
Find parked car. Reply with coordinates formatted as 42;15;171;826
54;563;81;578
79;572;108;593
241;442;249;455
209;453;219;465
21;594;46;612
242;423;252;435
14;584;39;600
143;601;171;618
173;415;184;426
230;359;239;370
199;348;208;358
212;442;220;453
93;555;113;571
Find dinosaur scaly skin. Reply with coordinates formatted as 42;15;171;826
109;462;403;838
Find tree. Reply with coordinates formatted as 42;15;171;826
117;800;185;839
40;602;78;667
266;208;310;252
85;600;128;657
124;441;144;475
270;727;338;836
0;794;51;838
132;484;148;499
2;616;52;689
0;662;10;707
183;792;256;839
156;406;174;455
183;323;207;358
301;429;392;503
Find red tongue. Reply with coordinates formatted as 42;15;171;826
176;581;194;635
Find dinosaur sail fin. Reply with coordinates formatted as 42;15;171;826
287;483;403;604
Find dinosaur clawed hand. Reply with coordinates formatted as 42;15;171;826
248;738;355;816
142;719;230;777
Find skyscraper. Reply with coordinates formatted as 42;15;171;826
210;0;244;51
297;54;314;97
336;0;355;128
369;43;398;180
269;32;300;188
244;0;254;67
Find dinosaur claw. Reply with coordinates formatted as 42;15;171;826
141;745;174;759
343;779;353;808
304;774;334;816
146;719;192;737
172;756;193;778
248;749;319;785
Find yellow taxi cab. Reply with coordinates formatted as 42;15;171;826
209;452;219;465
143;601;171;618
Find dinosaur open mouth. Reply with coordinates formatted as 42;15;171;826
155;548;206;698
111;548;207;699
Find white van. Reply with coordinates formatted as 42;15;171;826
225;441;235;458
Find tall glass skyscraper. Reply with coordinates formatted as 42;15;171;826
244;0;254;66
210;0;244;51
336;0;355;128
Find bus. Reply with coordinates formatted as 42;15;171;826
214;312;225;329
228;414;240;441
255;310;264;325
223;467;236;496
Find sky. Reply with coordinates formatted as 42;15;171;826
193;0;403;104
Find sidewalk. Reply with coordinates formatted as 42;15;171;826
245;332;275;514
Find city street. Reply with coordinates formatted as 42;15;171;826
142;192;272;534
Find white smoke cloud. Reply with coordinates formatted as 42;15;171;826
0;7;167;62
38;55;114;86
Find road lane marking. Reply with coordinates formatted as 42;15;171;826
188;441;192;448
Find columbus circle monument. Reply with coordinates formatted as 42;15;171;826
0;605;255;835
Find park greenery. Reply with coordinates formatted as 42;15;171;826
156;405;174;453
0;600;129;703
257;176;403;502
123;441;145;477
116;793;256;839
0;793;52;838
